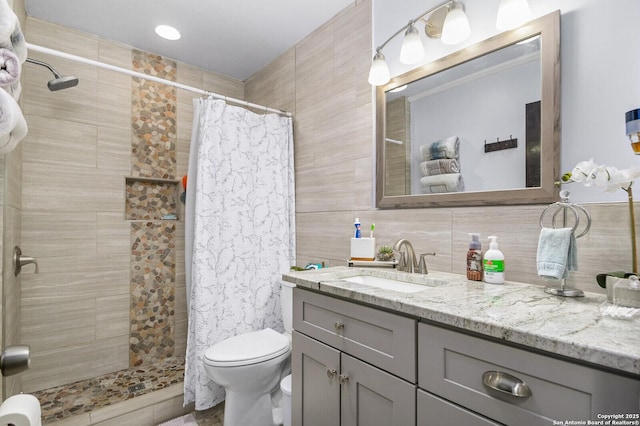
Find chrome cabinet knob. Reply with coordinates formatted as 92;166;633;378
338;374;349;385
327;368;337;379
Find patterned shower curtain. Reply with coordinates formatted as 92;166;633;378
184;98;296;410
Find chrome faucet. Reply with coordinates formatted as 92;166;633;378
393;239;417;273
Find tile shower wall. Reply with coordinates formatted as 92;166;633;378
19;17;244;393
245;0;637;295
128;51;177;366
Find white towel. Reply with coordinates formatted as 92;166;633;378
420;173;464;193
419;158;460;177
0;86;27;153
0;0;26;63
536;227;577;280
0;48;20;86
420;136;459;161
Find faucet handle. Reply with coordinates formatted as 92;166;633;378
397;252;407;271
417;253;436;274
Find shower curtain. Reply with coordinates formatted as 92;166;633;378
184;98;296;410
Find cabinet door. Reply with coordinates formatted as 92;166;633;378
341;353;416;426
292;331;340;426
417;390;502;426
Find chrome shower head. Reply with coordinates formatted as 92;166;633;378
47;75;79;91
25;57;79;91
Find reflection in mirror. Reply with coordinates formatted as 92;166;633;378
376;11;560;208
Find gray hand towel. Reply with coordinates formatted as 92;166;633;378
536;227;577;280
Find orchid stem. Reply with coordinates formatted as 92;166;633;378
625;186;638;273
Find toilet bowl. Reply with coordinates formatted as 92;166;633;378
203;280;295;426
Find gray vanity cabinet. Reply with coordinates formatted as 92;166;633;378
418;322;640;425
292;288;417;426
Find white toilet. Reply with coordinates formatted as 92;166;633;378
203;280;295;426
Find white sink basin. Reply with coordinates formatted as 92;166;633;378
342;275;429;293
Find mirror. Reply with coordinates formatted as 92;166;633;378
376;11;560;208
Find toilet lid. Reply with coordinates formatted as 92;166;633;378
204;328;290;367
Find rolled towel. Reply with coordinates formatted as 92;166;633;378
0;0;26;63
420;136;459;161
0;86;27;153
419;158;460;177
536;227;577;280
0;49;20;86
420;173;464;193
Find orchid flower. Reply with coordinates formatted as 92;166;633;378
562;159;640;193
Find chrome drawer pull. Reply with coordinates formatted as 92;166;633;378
334;321;345;332
339;374;349;385
482;371;532;398
327;369;337;379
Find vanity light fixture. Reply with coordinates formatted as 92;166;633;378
496;0;532;31
369;0;532;86
369;0;471;86
155;24;181;41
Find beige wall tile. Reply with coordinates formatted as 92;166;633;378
97;212;130;255
22;115;98;168
96;295;130;340
93;406;155;426
22;336;129;392
22;297;96;352
89;385;182;424
98;41;135;89
26;17;100;61
97;126;132;173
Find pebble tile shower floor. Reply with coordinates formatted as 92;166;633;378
30;356;223;425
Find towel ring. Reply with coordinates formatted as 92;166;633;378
539;190;591;239
539;190;591;298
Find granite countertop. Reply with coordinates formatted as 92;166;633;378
283;266;640;377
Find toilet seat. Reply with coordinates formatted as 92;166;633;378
204;328;290;367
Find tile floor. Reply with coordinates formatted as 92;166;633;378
30;356;223;425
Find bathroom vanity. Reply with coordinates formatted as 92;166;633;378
284;267;640;426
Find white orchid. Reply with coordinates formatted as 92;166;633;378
562;159;640;193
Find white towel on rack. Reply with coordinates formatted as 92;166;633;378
420;173;464;193
536;227;577;280
0;85;27;153
0;0;27;63
0;48;20;86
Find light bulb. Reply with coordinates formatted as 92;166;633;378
399;23;424;64
368;51;390;86
496;0;531;31
441;2;471;45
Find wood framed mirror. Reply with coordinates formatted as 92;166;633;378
375;10;560;208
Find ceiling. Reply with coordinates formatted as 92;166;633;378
24;0;354;81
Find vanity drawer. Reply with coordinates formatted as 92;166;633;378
293;288;416;382
418;323;640;426
417;390;500;426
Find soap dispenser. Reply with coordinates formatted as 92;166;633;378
466;233;483;281
483;236;504;284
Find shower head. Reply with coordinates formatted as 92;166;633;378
25;57;79;91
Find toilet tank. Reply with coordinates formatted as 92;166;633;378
281;280;296;334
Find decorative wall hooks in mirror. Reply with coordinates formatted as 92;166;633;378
375;10;560;208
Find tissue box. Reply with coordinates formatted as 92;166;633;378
351;238;375;261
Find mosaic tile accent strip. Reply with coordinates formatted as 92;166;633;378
125;178;179;220
130;221;176;366
131;49;177;180
33;357;185;424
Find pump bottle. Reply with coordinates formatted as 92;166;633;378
466;233;483;281
483;236;504;284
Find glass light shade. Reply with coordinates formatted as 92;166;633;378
441;2;471;45
368;51;390;86
496;0;531;31
399;23;425;64
155;25;181;40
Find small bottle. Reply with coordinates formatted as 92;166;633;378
614;275;640;308
354;218;361;238
483;236;505;284
467;233;483;281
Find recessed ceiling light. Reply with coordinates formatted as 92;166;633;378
155;25;181;41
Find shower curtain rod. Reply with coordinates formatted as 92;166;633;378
26;43;292;117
